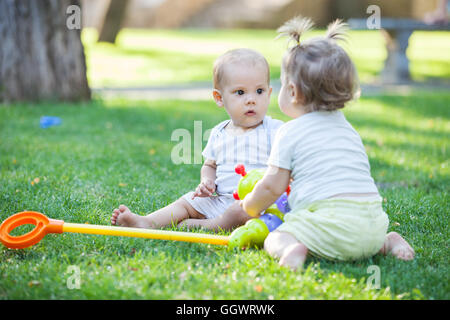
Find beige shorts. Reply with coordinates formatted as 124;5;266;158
182;192;236;219
277;196;389;261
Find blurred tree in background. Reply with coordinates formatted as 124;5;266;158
98;0;129;44
0;0;90;103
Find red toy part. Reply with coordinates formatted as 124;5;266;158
235;164;247;177
286;185;291;196
233;191;240;200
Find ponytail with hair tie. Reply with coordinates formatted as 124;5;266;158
276;16;314;46
326;19;349;43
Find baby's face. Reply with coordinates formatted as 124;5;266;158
217;63;271;129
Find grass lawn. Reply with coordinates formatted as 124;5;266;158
0;90;448;299
82;28;450;87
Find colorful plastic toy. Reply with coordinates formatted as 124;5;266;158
233;164;290;220
228;164;291;248
0;211;230;250
40;116;62;129
0;211;269;251
0;165;290;251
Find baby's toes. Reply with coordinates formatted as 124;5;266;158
397;250;407;260
111;210;120;224
119;204;130;213
394;247;414;261
404;249;415;260
402;251;413;261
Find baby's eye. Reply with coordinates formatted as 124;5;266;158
235;90;245;95
257;88;264;94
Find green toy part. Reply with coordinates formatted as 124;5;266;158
237;168;265;200
265;205;284;221
228;218;269;250
234;164;284;220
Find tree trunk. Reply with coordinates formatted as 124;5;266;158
0;0;91;103
98;0;129;44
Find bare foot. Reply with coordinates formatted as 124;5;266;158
110;205;150;228
380;232;415;260
279;243;308;271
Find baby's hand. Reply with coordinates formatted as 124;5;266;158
192;179;216;199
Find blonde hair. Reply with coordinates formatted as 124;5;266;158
213;48;270;90
277;16;360;112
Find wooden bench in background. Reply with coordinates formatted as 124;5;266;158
348;18;450;83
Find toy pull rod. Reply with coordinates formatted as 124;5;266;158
1;165;283;251
0;211;230;249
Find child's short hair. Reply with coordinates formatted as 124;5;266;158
213;48;270;90
277;16;360;112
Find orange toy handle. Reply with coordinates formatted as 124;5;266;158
0;211;64;249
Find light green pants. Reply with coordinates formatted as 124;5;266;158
276;196;389;261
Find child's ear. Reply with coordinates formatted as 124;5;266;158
289;82;303;105
212;89;224;107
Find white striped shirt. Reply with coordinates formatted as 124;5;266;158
203;116;284;195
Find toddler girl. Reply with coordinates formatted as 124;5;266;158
241;17;415;271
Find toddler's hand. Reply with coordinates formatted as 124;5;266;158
192;179;216;199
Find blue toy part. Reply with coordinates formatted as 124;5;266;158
40;116;62;129
275;192;291;214
259;213;283;232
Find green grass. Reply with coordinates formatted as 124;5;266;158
0;91;448;299
82;28;450;87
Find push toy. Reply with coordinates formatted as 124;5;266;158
0;210;268;250
0;165;290;251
